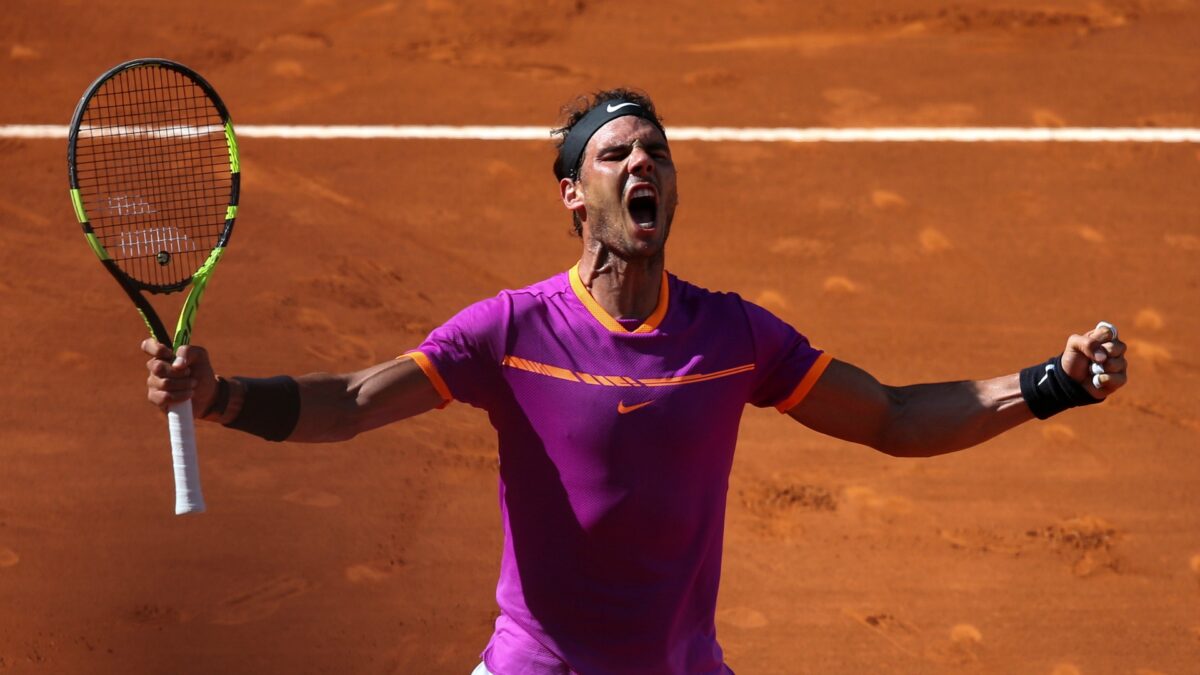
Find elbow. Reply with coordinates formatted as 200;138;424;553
293;379;368;443
861;381;992;459
870;388;918;457
869;388;946;458
294;414;360;444
336;384;394;441
870;429;917;457
874;436;942;458
328;400;372;442
873;422;977;459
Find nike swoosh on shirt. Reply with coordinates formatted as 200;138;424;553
617;400;654;414
606;102;639;113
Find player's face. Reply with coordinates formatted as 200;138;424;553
574;116;677;259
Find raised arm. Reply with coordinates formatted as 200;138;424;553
143;340;445;443
787;324;1127;457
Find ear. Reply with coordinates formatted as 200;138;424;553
560;177;586;219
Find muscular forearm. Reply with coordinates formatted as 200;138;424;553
790;360;1035;458
290;360;422;444
791;322;1126;458
877;374;1033;457
201;358;444;443
291;359;444;442
289;371;365;443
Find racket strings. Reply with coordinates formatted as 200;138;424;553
75;65;231;290
83;67;223;288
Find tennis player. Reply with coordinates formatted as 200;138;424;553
143;89;1128;675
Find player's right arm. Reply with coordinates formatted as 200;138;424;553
142;340;445;443
288;358;445;442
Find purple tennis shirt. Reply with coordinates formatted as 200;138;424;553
406;265;831;674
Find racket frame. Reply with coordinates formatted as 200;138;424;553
67;57;240;349
66;58;241;514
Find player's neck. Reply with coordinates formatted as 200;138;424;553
577;246;664;321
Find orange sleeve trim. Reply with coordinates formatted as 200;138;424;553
775;352;834;413
399;351;453;407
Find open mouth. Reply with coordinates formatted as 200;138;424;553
626;184;658;229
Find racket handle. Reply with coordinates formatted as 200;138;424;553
167;400;206;515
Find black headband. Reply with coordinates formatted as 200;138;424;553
556;99;666;180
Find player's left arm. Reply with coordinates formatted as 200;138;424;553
787;324;1126;457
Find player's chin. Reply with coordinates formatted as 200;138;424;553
624;220;668;254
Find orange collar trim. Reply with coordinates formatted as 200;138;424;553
568;263;669;334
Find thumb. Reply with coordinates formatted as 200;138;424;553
174;344;209;368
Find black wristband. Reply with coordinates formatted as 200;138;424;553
225;376;301;441
1019;355;1101;420
202;376;230;418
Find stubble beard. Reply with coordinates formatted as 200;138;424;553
589;200;676;265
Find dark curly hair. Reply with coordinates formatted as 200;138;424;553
551;88;664;237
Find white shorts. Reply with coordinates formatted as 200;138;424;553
471;662;494;675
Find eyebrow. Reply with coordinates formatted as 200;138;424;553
596;140;671;155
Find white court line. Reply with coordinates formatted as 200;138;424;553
75;124;226;139
5;124;1200;142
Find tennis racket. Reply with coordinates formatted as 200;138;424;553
67;58;240;515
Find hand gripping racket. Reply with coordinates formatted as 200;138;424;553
1091;321;1118;389
67;59;240;514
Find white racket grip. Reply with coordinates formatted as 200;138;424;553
167;400;206;515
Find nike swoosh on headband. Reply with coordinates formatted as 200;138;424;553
557;99;664;179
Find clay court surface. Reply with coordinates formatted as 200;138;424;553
2;1;1199;673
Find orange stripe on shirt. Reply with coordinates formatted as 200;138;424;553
541;362;580;382
638;363;755;387
503;355;579;383
775;353;834;413
503;355;755;389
